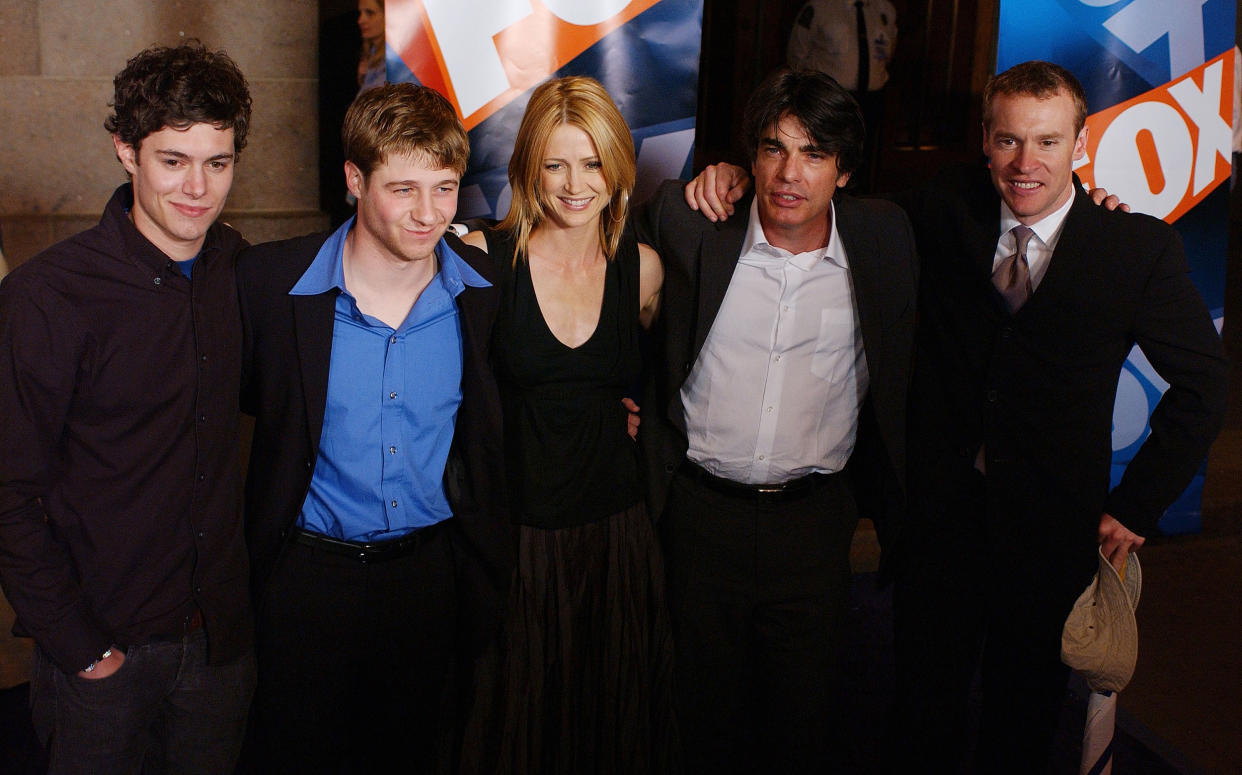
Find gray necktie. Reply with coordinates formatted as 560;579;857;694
993;225;1034;313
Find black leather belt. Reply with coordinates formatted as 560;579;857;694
291;524;439;563
679;461;837;502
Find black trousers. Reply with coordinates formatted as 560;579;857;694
247;522;457;775
890;474;1078;773
660;467;857;775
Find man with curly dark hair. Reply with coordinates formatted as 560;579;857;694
0;41;255;773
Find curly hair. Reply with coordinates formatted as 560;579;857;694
105;40;252;155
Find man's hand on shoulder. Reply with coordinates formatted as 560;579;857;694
622;397;640;440
684;163;751;221
1098;513;1145;572
1088;187;1131;213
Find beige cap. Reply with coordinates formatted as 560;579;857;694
1061;547;1142;693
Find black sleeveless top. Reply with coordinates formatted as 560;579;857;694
484;228;644;528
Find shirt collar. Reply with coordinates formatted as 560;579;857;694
740;197;847;272
290;218;491;298
999;185;1076;249
110;182;220;274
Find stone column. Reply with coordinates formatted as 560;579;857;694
0;0;327;269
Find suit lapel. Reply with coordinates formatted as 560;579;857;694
691;217;747;360
835;197;884;381
293;291;337;454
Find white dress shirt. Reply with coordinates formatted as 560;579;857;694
993;192;1076;291
787;0;898;92
681;199;868;485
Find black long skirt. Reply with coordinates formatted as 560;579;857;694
463;502;680;774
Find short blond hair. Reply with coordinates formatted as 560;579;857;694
984;61;1089;136
342;82;469;178
500;76;636;261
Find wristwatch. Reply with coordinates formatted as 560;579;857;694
81;647;114;674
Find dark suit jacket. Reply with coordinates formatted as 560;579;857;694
235;231;511;651
634;180;918;562
902;165;1227;591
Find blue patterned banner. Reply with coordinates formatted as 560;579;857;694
386;0;702;220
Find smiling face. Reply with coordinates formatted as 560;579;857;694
113;122;236;261
357;0;384;43
983;89;1088;225
539;123;610;230
348;151;459;266
751;114;850;254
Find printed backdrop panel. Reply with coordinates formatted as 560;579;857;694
386;0;703;220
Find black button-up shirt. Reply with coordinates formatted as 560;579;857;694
0;184;252;672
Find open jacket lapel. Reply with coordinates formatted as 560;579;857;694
293;290;337;456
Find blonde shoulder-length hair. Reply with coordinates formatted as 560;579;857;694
499;76;636;262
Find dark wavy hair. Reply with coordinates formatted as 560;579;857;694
104;41;252;155
742;68;865;177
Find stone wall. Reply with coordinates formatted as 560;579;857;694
0;0;328;270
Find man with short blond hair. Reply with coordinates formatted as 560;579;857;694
890;60;1227;771
237;82;508;773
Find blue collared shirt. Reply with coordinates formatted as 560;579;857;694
290;218;490;542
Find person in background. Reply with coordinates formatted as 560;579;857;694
0;42;255;774
460;75;675;774
787;0;897;191
357;0;386;92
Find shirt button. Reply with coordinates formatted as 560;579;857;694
766;406;773;414
198;414;207;422
774;354;781;362
198;473;206;481
390;500;398;508
389;391;397;399
390;335;397;344
153;276;162;286
197;530;205;538
200;355;208;362
389;445;397;455
758;455;765;461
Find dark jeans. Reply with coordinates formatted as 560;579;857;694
248;522;457;775
661;468;857;775
29;629;255;775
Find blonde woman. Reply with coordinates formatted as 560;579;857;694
462;76;677;773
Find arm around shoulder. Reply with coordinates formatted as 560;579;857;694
637;242;663;329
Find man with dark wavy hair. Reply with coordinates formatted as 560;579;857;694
0;41;255;773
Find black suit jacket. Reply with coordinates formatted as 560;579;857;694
634;181;918;561
902;165;1227;589
235;231;511;650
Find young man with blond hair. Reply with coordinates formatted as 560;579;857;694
236;82;509;773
